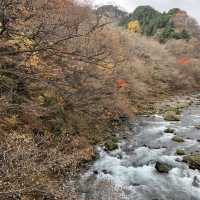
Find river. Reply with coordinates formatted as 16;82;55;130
79;95;200;200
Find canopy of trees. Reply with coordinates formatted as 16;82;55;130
120;6;191;43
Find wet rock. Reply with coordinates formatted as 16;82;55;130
164;128;175;133
102;169;109;174
196;101;200;105
105;137;118;151
122;135;127;139
116;153;123;159
119;114;129;122
176;149;186;155
195;125;200;130
105;141;118;151
155;161;173;173
172;136;185;143
93;170;98;175
175;158;182;162
183;155;200;170
131;182;140;186
164;111;180;121
192;176;200;187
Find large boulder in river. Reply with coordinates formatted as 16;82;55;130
155;161;173;173
164;111;180;121
183;155;200;170
195;125;200;130
172;136;185;143
193;176;200;187
164;128;175;133
176;149;186;155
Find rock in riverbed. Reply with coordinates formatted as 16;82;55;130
105;140;118;151
183;154;200;170
172;136;185;143
176;149;185;155
164;128;175;133
193;176;200;187
195;125;200;130
164;111;180;121
155;161;173;173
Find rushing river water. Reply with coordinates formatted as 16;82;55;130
79;97;200;200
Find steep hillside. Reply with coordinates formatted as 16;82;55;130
97;5;128;21
0;1;200;200
119;6;200;43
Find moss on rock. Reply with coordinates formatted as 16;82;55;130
164;128;175;133
164;111;180;121
172;136;185;143
155;161;172;173
105;136;119;151
176;149;185;155
105;141;118;151
183;155;200;170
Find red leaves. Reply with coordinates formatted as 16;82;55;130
178;57;190;65
116;79;128;89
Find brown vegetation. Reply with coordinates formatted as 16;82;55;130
0;1;200;199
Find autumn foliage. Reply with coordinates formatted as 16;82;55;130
0;1;200;200
116;79;128;89
128;20;141;33
178;57;190;65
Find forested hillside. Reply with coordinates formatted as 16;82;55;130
119;6;198;42
0;1;200;200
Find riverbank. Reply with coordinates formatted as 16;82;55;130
65;93;198;200
78;93;200;200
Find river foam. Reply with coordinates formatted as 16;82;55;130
80;101;200;200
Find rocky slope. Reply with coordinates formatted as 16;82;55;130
97;5;128;21
98;5;200;42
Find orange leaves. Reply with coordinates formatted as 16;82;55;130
29;54;40;67
116;79;128;89
178;57;190;65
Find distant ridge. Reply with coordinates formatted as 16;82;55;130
98;5;200;42
97;5;128;21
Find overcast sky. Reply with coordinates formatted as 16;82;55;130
91;0;200;24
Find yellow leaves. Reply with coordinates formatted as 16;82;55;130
128;20;141;33
26;54;41;70
44;90;55;98
103;63;115;69
30;54;40;66
97;62;115;74
8;34;43;71
9;35;34;50
5;115;18;128
37;95;45;105
80;146;94;161
37;90;64;107
57;96;65;106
